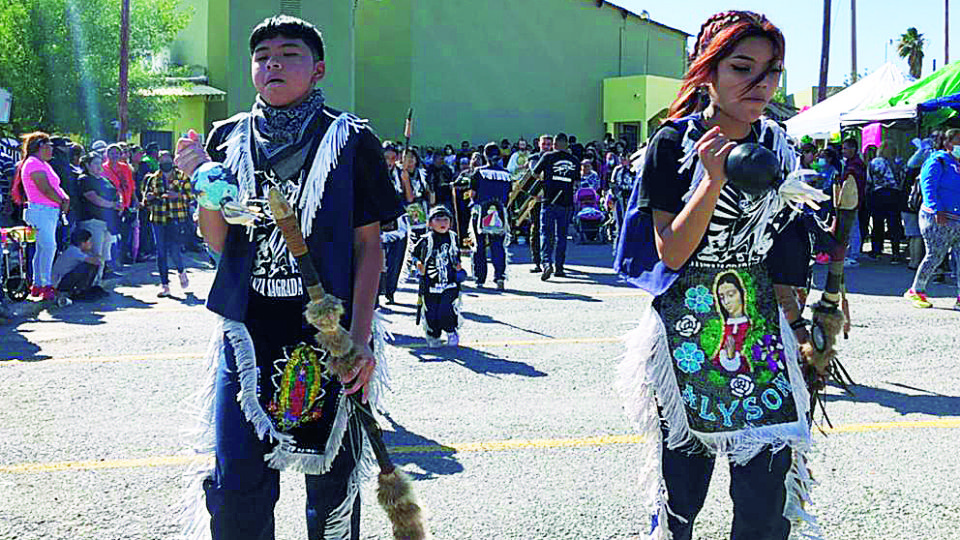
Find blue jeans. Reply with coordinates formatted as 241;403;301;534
540;204;572;269
473;233;506;284
205;336;362;540
847;216;861;260
152;221;185;285
23;204;60;287
661;437;792;540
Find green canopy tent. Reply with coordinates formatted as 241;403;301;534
841;60;960;128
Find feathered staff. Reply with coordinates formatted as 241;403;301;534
802;172;859;418
267;187;428;540
723;144;851;415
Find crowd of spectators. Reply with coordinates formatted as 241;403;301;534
0;132;201;319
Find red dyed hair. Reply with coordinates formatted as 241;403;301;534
668;11;785;120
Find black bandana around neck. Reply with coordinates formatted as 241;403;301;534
251;88;326;160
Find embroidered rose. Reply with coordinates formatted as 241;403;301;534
684;285;714;314
673;342;706;374
729;374;756;398
675;315;702;338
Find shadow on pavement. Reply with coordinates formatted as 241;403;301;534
460;286;603;303
410;344;547;378
825;382;960;416
0;319;49;362
381;413;464;480
461;311;553;339
41;287;157;327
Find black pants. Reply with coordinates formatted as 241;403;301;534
57;262;97;295
379;237;407;299
473;233;506;285
858;202;871;254
662;438;792;540
423;289;459;338
528;201;542;266
869;187;904;257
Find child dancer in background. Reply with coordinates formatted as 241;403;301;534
413;205;463;347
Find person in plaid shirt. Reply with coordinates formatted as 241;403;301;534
142;151;194;297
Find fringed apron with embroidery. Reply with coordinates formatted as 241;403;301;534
615;116;821;540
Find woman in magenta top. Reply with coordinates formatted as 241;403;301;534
19;131;69;300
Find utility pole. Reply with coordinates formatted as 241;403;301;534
818;0;831;103
851;0;858;83
946;0;950;65
118;0;130;141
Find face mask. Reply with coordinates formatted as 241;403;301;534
160;162;174;172
816;158;827;168
952;146;960;159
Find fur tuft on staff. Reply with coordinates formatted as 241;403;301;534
267;187;428;540
378;469;429;540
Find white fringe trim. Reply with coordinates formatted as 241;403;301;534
616;308;676;540
178;320;225;540
299;113;364;238
617;306;818;539
217;113;256;204
323;415;380;540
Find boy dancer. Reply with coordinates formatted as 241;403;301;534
174;15;402;540
412;205;463;347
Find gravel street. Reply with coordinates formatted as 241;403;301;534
2;243;959;540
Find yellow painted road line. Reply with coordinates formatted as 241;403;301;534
3;420;958;474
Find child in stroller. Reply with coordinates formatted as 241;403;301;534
573;185;607;244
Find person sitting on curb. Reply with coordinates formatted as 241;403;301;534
51;228;108;302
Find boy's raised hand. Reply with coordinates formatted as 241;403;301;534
175;129;211;177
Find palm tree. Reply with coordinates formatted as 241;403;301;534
897;27;926;78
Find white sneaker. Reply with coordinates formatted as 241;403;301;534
843;258;859;268
447;332;460;347
425;336;443;348
179;271;190;290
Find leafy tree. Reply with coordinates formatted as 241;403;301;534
0;0;189;142
897;27;925;79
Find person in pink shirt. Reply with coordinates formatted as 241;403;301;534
102;144;134;210
18;132;70;300
102;144;135;272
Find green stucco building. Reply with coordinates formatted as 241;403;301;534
165;0;688;149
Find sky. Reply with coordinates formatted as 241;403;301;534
612;0;957;95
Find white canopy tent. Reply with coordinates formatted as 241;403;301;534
785;63;913;138
838;104;918;126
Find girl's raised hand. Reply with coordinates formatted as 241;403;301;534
696;126;737;186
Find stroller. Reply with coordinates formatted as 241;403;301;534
1;225;34;302
573;186;607;244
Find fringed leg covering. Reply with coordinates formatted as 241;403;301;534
616;309;684;539
501;229;512;281
178;321;224;540
321;409;381;540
